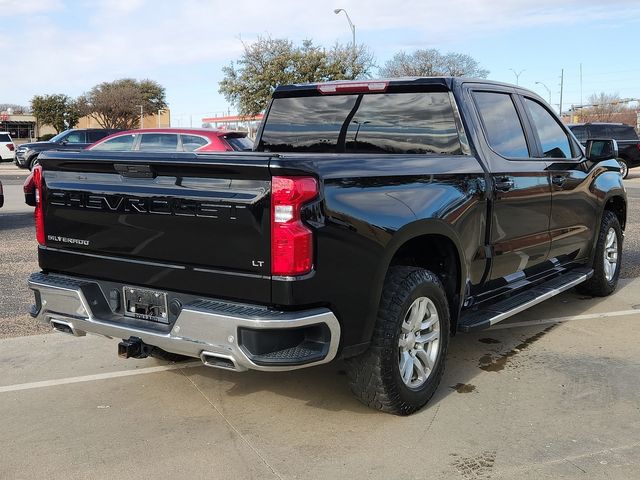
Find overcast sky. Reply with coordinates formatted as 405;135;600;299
1;0;639;125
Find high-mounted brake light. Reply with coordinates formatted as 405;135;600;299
271;176;318;276
32;165;45;246
317;81;388;95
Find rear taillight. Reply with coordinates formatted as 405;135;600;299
6;143;14;151
271;176;318;276
32;165;45;245
23;171;36;206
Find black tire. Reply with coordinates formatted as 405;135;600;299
618;159;629;179
29;155;40;170
345;266;450;415
577;210;622;297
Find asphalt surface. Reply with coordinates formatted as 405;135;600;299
0;162;639;479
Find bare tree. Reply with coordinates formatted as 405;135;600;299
379;49;489;78
576;92;635;123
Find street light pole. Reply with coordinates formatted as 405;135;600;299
334;8;356;56
535;81;552;106
509;68;525;86
137;105;143;129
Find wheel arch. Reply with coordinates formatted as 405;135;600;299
369;220;468;337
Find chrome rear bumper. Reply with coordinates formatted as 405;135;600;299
28;272;340;372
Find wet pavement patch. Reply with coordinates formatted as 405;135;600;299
450;383;476;393
479;324;558;372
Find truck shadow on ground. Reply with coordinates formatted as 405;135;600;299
0;212;34;231
172;279;636;415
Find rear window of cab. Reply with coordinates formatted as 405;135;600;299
259;92;463;155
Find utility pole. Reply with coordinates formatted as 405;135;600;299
580;63;583;108
559;69;564;117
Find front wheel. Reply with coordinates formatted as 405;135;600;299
618;158;629;179
578;210;622;297
29;155;40;170
346;267;450;415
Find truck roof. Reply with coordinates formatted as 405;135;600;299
273;77;525;95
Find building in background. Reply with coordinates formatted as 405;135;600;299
77;109;171;129
0;111;55;143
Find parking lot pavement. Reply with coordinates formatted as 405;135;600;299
1;279;639;479
1;162;639;478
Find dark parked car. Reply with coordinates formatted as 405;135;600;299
15;128;121;170
568;123;640;178
28;78;625;415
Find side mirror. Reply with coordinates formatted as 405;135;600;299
59;139;68;145
585;138;618;162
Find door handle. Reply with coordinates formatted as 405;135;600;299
494;177;515;192
551;175;566;186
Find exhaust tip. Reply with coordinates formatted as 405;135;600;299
50;319;85;337
200;351;239;371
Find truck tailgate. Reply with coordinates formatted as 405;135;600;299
38;151;273;303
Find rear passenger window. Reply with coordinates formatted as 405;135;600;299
181;135;208;152
569;125;588;143
138;134;178;151
92;134;136;151
523;98;572;159
473;92;529;158
87;131;110;143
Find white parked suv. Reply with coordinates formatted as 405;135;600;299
0;132;15;161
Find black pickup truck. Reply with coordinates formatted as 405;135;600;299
568;122;640;178
27;78;626;415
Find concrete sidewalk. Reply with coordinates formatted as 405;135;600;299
1;280;639;479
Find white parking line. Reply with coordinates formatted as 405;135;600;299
1;309;637;394
0;361;202;394
490;308;640;330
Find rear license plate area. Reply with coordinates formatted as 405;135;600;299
123;286;169;324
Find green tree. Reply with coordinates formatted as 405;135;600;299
219;37;375;117
78;78;167;129
379;49;489;78
30;94;81;133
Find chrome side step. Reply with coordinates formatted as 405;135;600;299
458;267;593;332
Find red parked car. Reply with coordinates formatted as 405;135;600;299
86;128;253;152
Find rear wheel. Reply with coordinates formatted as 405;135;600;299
346;267;450;415
578;210;622;297
618;158;629;179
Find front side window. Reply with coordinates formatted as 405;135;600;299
65;131;87;143
91;134;136;151
138;134;178;151
524;98;572;159
473;91;529;158
259;91;463;155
